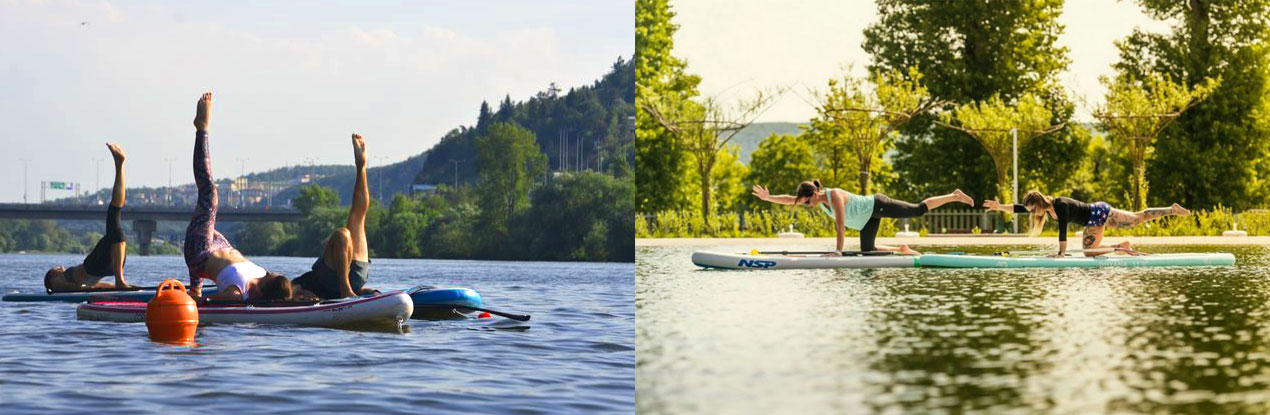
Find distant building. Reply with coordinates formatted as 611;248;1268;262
411;184;438;195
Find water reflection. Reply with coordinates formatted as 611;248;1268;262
636;245;1270;415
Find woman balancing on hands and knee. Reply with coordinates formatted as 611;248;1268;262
751;180;973;255
43;143;135;292
183;92;292;302
290;134;378;300
983;191;1191;257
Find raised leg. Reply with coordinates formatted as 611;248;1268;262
184;92;224;294
347;134;370;262
104;143;133;288
921;189;974;210
322;227;356;298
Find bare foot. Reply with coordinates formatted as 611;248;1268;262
953;189;974;205
194;92;212;131
114;280;136;290
899;245;922;255
106;143;125;163
352;134;367;167
1172;203;1191;216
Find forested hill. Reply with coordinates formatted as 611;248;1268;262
270;152;428;206
413;57;635;185
730;122;803;164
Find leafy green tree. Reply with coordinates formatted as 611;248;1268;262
635;0;700;213
512;172;635;261
292;185;340;215
475;122;548;246
680;144;748;214
1093;73;1218;210
938;93;1064;206
864;0;1077;202
809;68;934;194
643;93;774;219
746;133;819;206
1115;0;1270;209
235;222;288;256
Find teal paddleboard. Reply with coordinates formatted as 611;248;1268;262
918;253;1236;268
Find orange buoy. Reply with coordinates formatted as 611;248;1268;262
145;279;198;344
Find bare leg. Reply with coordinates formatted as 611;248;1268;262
347;134;369;262
921;189;974;210
321;228;356;298
109;242;132;288
1081;226;1108;257
105;143;133;289
875;244;921;255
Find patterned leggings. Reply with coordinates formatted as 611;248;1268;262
183;131;234;289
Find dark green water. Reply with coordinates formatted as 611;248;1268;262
637;244;1270;414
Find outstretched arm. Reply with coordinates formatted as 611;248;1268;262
983;199;1025;214
751;184;798;205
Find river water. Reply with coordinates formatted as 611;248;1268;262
0;254;633;415
637;244;1270;415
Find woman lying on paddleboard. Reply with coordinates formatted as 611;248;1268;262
183;92;292;302
983;190;1191;257
751;180;973;255
43;143;136;292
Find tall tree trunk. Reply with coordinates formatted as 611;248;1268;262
699;156;713;224
858;156;872;195
1131;159;1147;212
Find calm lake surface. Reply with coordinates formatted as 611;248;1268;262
637;244;1270;415
0;254;633;415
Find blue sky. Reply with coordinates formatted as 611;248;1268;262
0;0;633;203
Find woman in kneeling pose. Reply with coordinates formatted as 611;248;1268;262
751;180;973;255
983;190;1191;257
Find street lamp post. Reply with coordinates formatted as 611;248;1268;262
20;158;29;204
237;158;248;207
449;159;464;189
1012;127;1018;234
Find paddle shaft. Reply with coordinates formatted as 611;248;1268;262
756;250;893;256
415;304;531;322
997;247;1145;255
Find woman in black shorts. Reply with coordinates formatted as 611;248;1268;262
44;143;136;292
983;190;1192;257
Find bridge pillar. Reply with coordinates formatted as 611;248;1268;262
132;219;157;256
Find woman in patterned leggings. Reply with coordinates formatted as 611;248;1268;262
183;92;291;301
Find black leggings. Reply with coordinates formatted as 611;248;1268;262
82;205;126;277
860;194;927;252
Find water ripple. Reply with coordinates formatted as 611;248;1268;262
0;254;632;414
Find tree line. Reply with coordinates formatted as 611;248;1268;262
636;0;1270;224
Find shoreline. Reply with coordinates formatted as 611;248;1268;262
637;235;1270;247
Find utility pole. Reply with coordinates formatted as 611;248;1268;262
237;158;248;207
20;158;29;204
165;158;174;205
374;156;390;201
449;159;464;189
94;158;102;203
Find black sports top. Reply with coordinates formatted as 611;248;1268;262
1011;197;1091;242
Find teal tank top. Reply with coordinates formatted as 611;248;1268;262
819;188;875;230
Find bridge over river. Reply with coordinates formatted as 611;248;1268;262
0;203;302;255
